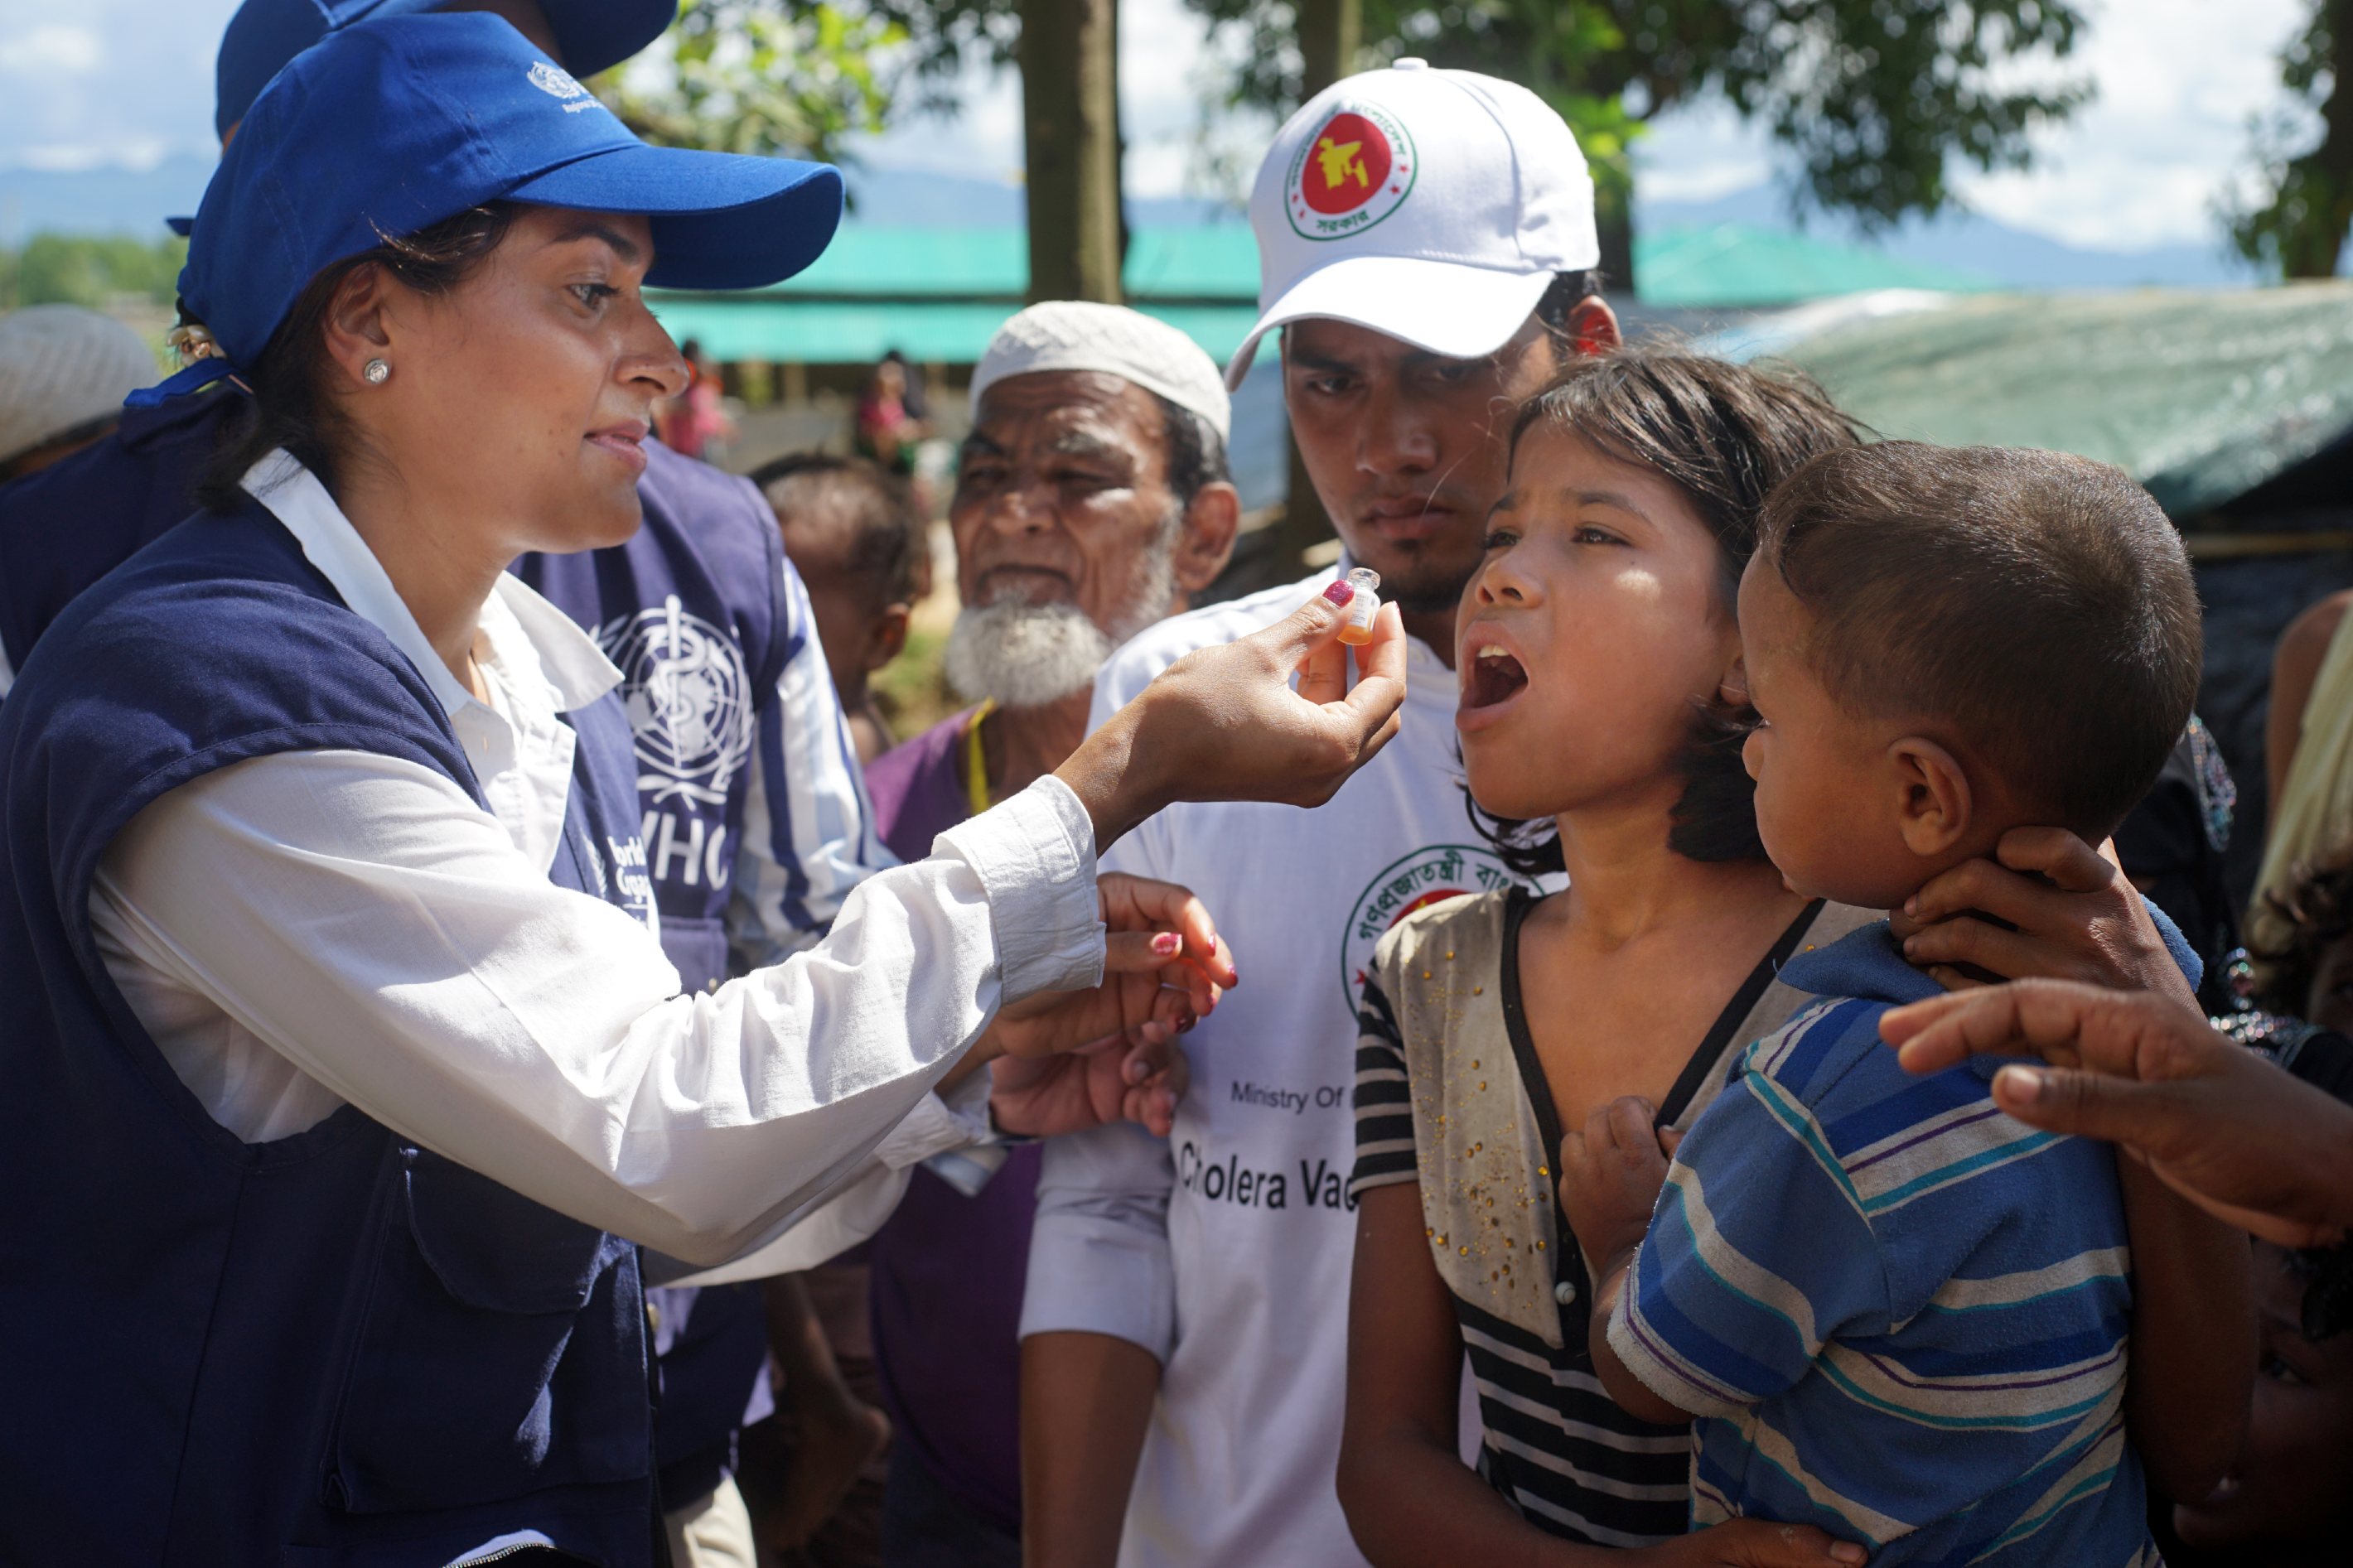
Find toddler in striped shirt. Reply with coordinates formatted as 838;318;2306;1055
1567;442;2210;1565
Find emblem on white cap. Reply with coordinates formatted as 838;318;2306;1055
1286;102;1416;242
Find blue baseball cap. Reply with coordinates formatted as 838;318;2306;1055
139;13;840;407
215;0;675;139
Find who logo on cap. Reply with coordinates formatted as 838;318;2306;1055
1228;59;1600;388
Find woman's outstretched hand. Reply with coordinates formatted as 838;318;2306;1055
1882;978;2353;1248
1056;578;1408;849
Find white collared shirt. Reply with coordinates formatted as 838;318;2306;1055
85;454;1105;1268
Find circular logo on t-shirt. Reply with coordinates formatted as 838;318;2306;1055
596;594;756;808
1341;843;1519;1006
1287;104;1417;241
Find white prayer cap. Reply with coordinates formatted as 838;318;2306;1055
970;302;1231;445
0;306;160;467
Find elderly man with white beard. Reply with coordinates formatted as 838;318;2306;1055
850;302;1241;1567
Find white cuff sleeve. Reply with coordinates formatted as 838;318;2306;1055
936;774;1102;1004
871;1071;995;1171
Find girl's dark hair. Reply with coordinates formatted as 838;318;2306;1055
1471;346;1865;876
196;204;520;511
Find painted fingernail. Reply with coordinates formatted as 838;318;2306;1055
1322;580;1355;606
1178;1011;1198;1034
1126;1057;1148;1084
1152;932;1181;956
1996;1065;2042;1104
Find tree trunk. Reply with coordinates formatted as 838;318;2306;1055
1296;0;1360;98
2286;0;2353;277
1266;0;1361;572
1020;0;1123;302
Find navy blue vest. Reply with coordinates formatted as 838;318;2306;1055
514;439;794;1503
0;415;792;1509
0;388;239;675
0;499;659;1565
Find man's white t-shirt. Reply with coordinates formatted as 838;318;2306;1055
1022;567;1513;1568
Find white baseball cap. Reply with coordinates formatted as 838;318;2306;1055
1225;59;1599;389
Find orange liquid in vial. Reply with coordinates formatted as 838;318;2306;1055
1337;624;1374;645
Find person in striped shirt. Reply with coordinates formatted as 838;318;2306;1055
1572;442;2225;1563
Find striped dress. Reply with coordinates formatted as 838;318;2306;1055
1607;921;2157;1566
1349;888;1875;1546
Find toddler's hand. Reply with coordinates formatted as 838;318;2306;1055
1558;1096;1677;1278
1639;1517;1867;1566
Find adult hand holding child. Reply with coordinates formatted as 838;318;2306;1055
1884;978;2353;1249
1889;827;2194;1008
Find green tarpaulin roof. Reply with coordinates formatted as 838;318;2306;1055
1773;283;2353;515
646;218;1995;367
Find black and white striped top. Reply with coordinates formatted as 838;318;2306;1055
1350;886;1871;1546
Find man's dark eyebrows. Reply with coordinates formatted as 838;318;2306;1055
1042;429;1131;465
1285;346;1362;375
1401;346;1486;374
959;431;1007;461
546;218;645;263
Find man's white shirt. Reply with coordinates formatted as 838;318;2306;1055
88;453;1104;1271
1023;567;1510;1568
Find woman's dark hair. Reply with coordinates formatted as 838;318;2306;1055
196;204;520;510
2252;842;2353;1017
1471;346;1865;876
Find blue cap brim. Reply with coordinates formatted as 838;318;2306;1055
166;215;195;238
509;143;845;291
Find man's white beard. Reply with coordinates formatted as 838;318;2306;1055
945;535;1176;710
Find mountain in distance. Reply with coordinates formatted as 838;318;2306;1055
0;155;2266;292
0;155;215;242
1635;180;2262;291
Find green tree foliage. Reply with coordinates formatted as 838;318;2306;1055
592;0;909;163
1184;0;2091;283
2224;0;2353;278
1;234;187;312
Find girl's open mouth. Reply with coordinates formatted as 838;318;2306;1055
1461;643;1529;712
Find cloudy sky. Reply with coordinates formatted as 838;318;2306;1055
0;0;2314;252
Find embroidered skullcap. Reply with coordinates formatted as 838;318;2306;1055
0;306;159;467
970;302;1230;444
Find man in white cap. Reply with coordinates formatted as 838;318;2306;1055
1019;63;1617;1568
0;306;159;485
756;301;1240;1568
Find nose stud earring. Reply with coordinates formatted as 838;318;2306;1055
362;359;390;385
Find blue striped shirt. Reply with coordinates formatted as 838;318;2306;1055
1607;923;2157;1566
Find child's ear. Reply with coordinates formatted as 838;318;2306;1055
1887;735;1973;858
865;602;911;673
1717;651;1750;710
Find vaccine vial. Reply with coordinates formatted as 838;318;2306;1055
1337;567;1382;645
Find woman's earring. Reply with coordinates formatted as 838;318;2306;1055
362;359;391;385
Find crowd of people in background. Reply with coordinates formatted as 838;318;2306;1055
2;3;2353;1567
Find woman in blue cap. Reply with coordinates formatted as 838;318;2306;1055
0;16;1405;1566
